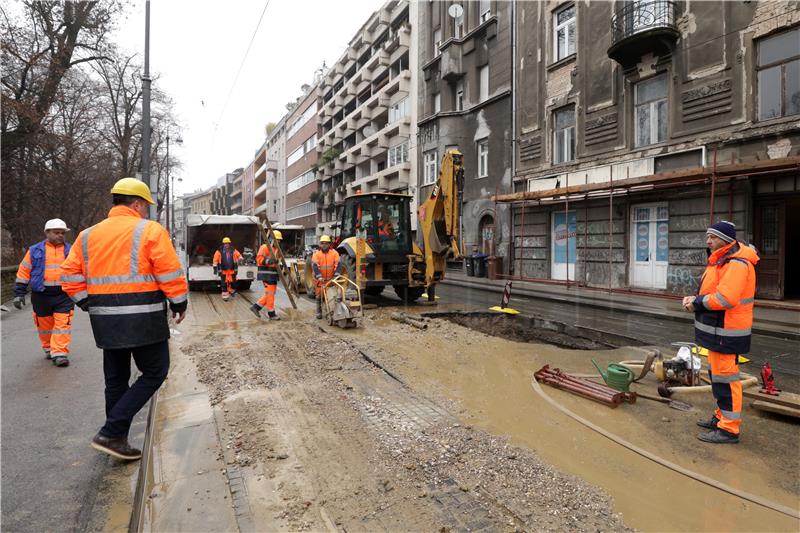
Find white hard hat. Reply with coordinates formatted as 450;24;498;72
44;218;69;231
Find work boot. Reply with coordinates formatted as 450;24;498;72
52;355;69;367
696;415;719;429
91;433;142;461
315;299;323;319
43;348;52;359
267;311;280;321
697;428;739;444
249;304;262;318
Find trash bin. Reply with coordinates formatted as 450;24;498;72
473;254;488;278
464;255;475;277
487;256;503;280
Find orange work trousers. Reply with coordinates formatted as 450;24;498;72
258;282;277;312
31;290;74;357
708;350;742;435
220;269;237;295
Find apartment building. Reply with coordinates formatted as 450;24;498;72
241;159;255;216
211;171;238;215
317;0;417;236
506;1;799;300
252;143;268;218
284;86;320;240
416;0;513;260
265;118;287;224
188;188;213;215
230;168;244;214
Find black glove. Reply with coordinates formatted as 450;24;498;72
213;265;219;276
13;296;25;309
75;298;89;312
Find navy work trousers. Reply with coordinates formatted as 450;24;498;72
100;340;169;438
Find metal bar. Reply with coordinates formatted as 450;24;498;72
608;165;613;293
709;146;718;226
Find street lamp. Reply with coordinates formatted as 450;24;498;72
165;132;183;237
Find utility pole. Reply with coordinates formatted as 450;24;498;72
166;133;171;234
142;0;154;219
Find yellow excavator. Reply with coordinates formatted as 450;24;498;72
304;149;464;303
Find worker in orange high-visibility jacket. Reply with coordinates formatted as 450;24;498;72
683;221;758;445
250;230;283;320
212;237;242;300
61;177;188;461
14;218;75;367
311;234;343;319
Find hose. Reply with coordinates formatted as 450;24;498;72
531;376;800;520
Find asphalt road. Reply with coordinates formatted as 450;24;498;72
1;304;147;532
432;282;800;389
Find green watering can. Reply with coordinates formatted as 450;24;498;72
592;359;635;392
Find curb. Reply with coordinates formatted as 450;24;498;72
128;391;158;533
440;277;800;342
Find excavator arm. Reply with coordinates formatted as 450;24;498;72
417;149;464;291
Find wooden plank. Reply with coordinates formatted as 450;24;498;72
751;400;800;419
743;389;800;410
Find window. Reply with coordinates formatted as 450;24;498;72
433;92;441;113
287;135;318;166
286;103;318;140
553;4;576;62
453;5;464;38
635;74;668;147
423;150;438;185
479;0;491;23
455;80;464;111
286;202;315;220
388;97;409;123
287;170;316;193
388;142;409;167
433;27;442;56
477;139;489;178
553;105;575;163
757;28;800;120
479;65;489;102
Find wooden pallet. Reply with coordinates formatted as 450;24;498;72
745;389;800;419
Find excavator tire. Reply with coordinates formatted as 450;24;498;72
393;285;425;303
339;251;384;296
364;286;385;296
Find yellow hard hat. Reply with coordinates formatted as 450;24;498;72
110;177;155;204
319;235;332;243
272;230;282;241
222;237;231;244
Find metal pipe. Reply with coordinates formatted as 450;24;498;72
709;146;717;226
608;164;613;293
142;0;154;220
565;171;570;288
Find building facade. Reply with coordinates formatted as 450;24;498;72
284;85;320;240
230;168;244;215
417;0;513;259
317;0;417;236
188;188;213;215
265;118;287;224
241;159;255;216
507;1;799;300
252;144;268;218
211;171;237;215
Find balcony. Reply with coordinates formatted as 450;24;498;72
254;182;268;198
607;1;679;67
440;40;464;82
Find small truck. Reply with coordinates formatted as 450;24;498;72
185;214;261;291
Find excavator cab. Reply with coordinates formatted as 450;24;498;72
339;193;413;261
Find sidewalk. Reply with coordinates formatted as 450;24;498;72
441;271;800;340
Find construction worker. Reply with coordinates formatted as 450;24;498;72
212;237;242;300
377;207;395;240
60;177;188;461
682;221;758;444
250;230;282;320
14;218;75;367
311;234;342;319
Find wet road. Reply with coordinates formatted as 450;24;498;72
431;281;800;386
1;305;147;531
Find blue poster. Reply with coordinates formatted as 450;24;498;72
656;222;669;262
636;222;650;262
553;212;577;265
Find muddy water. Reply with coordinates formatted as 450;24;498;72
354;316;800;532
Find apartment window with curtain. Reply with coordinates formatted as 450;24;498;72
479;0;491;23
477;139;489;178
553;105;575;164
479;65;489;102
433;27;442;56
388;142;409;167
757;27;800;120
389;97;409;123
455;80;464;111
433;92;441;113
453;4;464;38
634;74;668;147
423;150;438;185
553;4;576;62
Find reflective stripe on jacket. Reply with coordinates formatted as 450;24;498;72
213;247;241;270
60;205;188;349
311;248;341;281
15;240;71;294
693;241;759;354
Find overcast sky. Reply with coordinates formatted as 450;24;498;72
114;0;380;196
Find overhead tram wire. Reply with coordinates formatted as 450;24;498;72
210;0;271;150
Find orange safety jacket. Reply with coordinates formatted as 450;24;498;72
213;247;242;270
311;248;342;281
256;244;280;283
15;240;70;295
60;205;188;349
692;241;759;354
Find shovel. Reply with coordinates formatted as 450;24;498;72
636;391;693;412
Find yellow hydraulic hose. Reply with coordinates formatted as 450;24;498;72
531;376;800;520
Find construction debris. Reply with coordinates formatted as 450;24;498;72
534;365;636;408
391;312;428;330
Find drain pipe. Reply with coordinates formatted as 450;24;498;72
510;0;517;269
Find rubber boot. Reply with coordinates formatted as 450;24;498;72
315;299;323;319
249;304;262;318
267;311;280;321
